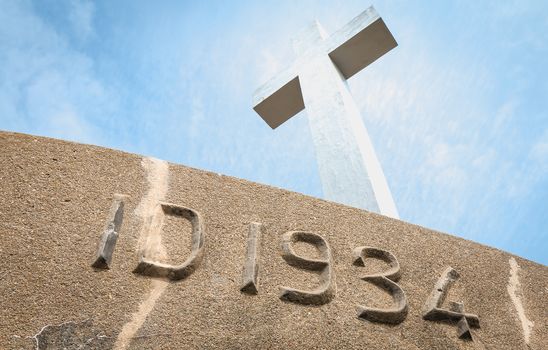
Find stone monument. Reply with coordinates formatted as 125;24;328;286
253;7;399;218
0;131;546;349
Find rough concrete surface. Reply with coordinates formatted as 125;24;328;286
0;131;546;349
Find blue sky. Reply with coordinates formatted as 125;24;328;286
1;0;546;264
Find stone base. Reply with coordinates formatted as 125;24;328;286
0;131;545;349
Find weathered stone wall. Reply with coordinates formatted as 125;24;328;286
0;131;546;349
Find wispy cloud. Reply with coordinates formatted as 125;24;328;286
0;0;545;263
530;129;548;165
341;2;547;261
68;0;95;42
0;0;111;145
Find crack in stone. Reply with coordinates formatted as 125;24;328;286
507;257;534;344
113;157;170;350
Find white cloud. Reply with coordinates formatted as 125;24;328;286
188;95;204;141
68;0;95;41
0;0;111;145
530;129;548;165
339;10;543;241
257;49;284;85
492;99;518;135
48;105;95;142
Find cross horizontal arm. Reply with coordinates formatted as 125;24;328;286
253;67;304;129
327;6;397;79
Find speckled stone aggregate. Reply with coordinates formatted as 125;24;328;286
0;131;546;349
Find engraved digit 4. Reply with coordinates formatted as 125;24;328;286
422;266;479;340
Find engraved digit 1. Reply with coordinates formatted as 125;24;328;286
241;222;263;294
279;231;335;305
92;195;126;269
133;203;205;281
422;267;480;340
353;246;408;324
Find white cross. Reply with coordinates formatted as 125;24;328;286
253;7;399;218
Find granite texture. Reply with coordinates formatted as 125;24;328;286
0;131;546;349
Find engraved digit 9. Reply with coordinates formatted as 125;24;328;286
279;231;335;305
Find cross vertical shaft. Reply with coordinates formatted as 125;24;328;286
253;7;399;218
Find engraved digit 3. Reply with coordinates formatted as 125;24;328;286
353;246;408;324
279;231;335;305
